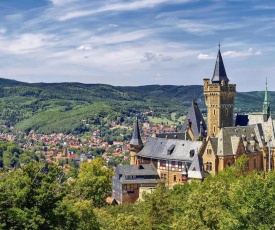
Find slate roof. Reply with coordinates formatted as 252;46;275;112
113;164;159;184
130;118;143;146
248;114;275;147
211;47;229;84
209;137;218;155
137;136;203;161
188;153;206;179
213;126;261;156
180;100;207;139
156;132;187;140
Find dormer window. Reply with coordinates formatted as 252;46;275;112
167;144;176;155
190;150;195;158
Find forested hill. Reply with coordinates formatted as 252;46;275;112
0;78;272;134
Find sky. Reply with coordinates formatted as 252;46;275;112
0;0;274;92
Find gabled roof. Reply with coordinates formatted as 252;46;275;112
211;47;229;84
137;136;203;161
209;137;218;155
113;164;159;184
180;100;207;139
130;118;143;146
231;136;241;155
213;126;260;156
188;153;206;179
248;114;275;147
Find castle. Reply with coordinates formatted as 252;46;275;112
111;46;275;204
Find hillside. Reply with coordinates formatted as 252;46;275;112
0;78;271;134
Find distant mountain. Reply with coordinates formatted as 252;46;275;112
0;78;270;134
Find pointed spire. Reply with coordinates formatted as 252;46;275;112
263;78;271;116
130;118;143;146
264;78;269;105
211;44;229;84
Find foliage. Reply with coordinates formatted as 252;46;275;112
97;159;275;230
69;158;114;208
0;141;37;169
0;156;114;229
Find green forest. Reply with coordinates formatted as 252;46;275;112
1;154;275;229
0;78;272;134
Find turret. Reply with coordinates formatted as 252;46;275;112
263;78;271;122
204;45;236;136
129;118;143;165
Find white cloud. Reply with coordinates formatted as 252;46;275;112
223;48;262;58
140;52;172;63
108;24;119;28
50;0;78;6
197;53;215;60
58;0;190;21
90;30;153;46
77;44;93;51
0;33;56;54
176;20;245;34
0;28;6;34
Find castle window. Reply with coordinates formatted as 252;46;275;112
246;160;249;170
174;175;177;182
206;162;212;171
167;144;176;155
225;109;228;116
130;184;135;191
213;126;216;133
190;150;195;158
253;158;257;169
207;149;212;155
178;162;182;170
161;173;167;179
214;109;216;116
227;161;231;167
171;161;177;169
160;160;166;169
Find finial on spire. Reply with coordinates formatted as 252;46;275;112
218;42;220;50
212;44;229;84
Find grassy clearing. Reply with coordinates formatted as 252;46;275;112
147;116;175;125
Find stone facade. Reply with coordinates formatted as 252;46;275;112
203;79;236;136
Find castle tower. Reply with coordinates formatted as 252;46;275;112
203;45;236;136
129;118;143;165
263;79;271;122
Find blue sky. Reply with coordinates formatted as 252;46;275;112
0;0;274;91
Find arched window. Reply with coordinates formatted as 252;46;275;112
214;109;216;115
227;161;231;167
206;162;212;171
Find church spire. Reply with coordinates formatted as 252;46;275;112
263;78;270;117
130;118;143;146
211;44;229;84
129;118;143;165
